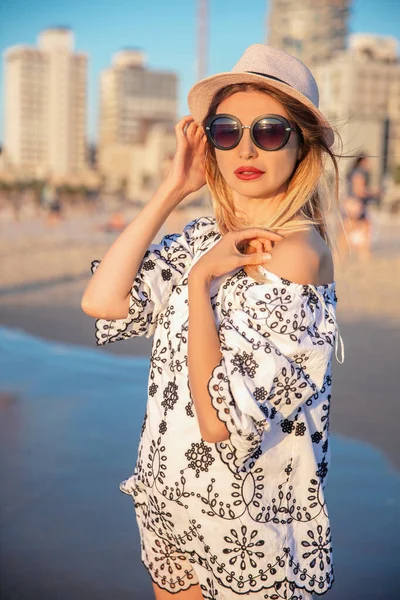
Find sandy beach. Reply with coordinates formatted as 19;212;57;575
1;202;399;599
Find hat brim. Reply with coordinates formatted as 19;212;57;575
187;72;335;148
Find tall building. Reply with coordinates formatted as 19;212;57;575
267;0;351;66
3;27;88;178
313;34;400;188
98;49;177;148
98;49;178;195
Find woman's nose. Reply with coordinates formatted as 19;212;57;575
238;128;258;159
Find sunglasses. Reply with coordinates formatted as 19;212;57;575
205;113;299;151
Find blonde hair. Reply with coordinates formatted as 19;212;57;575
202;82;344;282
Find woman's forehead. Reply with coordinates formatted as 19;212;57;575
216;90;288;119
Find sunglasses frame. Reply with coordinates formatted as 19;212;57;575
204;113;300;151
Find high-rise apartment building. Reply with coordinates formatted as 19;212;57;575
98;49;178;194
98;49;177;147
313;34;400;187
3;27;87;177
99;50;177;147
267;0;351;66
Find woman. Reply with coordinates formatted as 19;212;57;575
81;44;344;600
339;153;374;259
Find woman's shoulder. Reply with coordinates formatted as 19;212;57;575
261;225;334;286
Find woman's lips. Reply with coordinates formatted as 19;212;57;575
234;171;265;180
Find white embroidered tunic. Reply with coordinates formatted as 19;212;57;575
90;215;343;598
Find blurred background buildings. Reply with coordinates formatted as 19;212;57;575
97;48;178;199
0;0;399;214
267;0;350;65
266;0;399;196
314;33;400;189
3;28;90;182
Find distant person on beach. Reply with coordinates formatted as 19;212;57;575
338;153;378;260
104;211;126;232
41;183;63;227
81;45;345;600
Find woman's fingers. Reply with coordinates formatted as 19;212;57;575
249;239;272;254
247;240;260;254
196;125;205;138
176;115;193;129
176;116;204;147
176;116;195;137
254;238;273;252
261;240;272;253
240;240;271;260
185;122;197;135
235;227;285;243
245;251;272;264
234;228;283;255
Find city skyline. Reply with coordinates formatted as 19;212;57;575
1;0;399;145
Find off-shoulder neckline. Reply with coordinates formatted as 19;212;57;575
205;215;336;292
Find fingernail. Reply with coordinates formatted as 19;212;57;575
263;253;272;260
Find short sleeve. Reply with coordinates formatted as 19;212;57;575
207;300;334;473
90;216;216;345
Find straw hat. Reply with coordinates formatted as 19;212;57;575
188;44;334;148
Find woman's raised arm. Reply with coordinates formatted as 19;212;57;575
81;115;207;320
81;180;185;320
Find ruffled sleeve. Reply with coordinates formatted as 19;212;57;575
207;283;337;473
91;215;216;345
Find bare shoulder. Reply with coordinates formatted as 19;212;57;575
263;226;334;286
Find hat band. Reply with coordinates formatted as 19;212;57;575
245;71;293;88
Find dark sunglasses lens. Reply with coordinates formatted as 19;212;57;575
210;117;240;148
253;118;288;149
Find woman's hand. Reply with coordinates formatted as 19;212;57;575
165;115;207;198
190;227;285;283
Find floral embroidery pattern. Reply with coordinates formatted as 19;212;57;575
301;525;333;573
161;380;179;411
223;525;265;569
185;441;216;478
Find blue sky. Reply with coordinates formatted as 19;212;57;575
1;0;399;145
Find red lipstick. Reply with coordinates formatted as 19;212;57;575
234;166;265;180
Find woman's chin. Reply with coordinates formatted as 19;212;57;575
233;188;276;201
